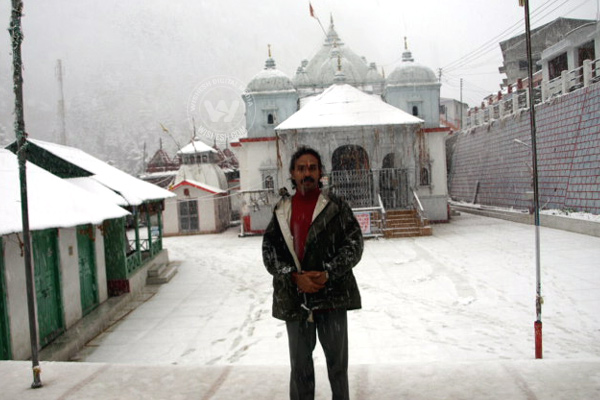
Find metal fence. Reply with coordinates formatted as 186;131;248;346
330;168;409;209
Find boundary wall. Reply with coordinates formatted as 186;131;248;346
449;82;600;215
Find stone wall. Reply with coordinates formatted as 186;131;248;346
448;82;600;215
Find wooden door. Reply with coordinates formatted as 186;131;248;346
32;229;64;346
0;238;10;359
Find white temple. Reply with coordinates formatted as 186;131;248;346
233;17;449;235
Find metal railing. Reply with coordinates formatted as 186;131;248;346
412;189;427;226
330;168;409;210
466;57;599;130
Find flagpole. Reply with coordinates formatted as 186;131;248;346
309;2;328;38
520;0;543;360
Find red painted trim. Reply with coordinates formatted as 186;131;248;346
421;127;451;133
231;142;241;147
171;180;225;195
242;215;266;235
239;137;278;143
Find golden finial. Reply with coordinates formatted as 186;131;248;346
268;44;271;58
404;36;408;51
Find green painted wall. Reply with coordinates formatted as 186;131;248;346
0;237;11;360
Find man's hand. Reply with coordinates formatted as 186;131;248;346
292;271;328;293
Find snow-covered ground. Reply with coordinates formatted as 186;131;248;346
75;212;600;367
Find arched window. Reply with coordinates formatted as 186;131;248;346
183;188;190;196
412;105;419;117
267;113;274;125
382;153;395;169
331;145;371;208
264;175;274;190
420;167;430;186
331;145;370;171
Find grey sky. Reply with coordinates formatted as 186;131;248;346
0;0;597;159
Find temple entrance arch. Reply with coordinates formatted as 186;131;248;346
330;145;372;208
331;145;370;171
379;152;409;209
382;153;395;169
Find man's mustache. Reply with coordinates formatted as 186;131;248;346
302;177;315;183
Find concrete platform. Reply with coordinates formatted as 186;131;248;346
1;359;599;400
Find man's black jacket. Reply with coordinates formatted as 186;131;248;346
262;190;363;321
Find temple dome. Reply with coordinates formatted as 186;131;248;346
293;63;311;87
246;55;295;92
366;62;383;83
317;46;360;85
387;47;437;85
301;16;369;88
174;139;228;190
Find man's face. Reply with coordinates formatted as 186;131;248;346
291;154;321;194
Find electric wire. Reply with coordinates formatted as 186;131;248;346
442;0;594;104
441;0;573;73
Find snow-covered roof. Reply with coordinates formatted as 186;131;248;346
171;179;227;195
67;177;129;206
178;139;217;155
0;149;129;236
275;84;423;130
28;139;174;206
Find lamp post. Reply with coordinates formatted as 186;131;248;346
9;0;43;387
520;0;543;359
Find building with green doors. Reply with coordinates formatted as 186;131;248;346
6;139;175;297
0;148;128;360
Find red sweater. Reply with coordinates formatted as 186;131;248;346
291;189;320;262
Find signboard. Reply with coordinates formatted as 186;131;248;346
354;212;371;235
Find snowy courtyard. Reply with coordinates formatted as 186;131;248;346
75;212;600;366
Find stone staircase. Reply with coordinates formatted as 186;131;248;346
382;209;432;238
146;261;179;285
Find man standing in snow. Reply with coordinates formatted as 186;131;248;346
263;146;363;400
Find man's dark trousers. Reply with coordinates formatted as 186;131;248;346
286;309;349;400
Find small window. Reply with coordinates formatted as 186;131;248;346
267;113;275;125
519;60;528;71
183;188;190;196
412;106;419;117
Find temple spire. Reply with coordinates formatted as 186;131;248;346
402;36;414;62
265;44;276;69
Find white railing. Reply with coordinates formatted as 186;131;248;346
411;189;427;226
378;193;386;226
466;57;599;130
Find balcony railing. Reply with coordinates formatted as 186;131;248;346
465;58;599;130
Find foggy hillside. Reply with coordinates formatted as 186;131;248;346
0;0;594;173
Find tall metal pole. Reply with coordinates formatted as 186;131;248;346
9;0;43;387
521;0;543;359
460;78;463;130
55;59;67;145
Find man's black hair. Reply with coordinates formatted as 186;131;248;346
289;146;324;189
